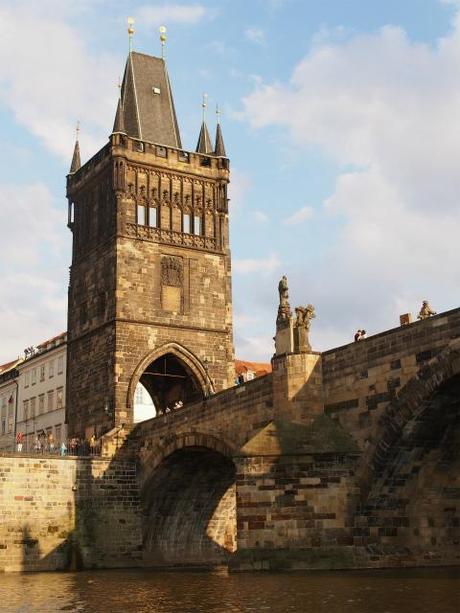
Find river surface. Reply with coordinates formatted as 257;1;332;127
0;567;458;613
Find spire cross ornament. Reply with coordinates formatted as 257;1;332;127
202;93;208;122
76;120;80;141
159;26;167;58
127;17;135;53
216;103;221;124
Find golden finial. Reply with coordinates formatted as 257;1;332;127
202;93;208;122
159;25;167;59
127;17;135;53
76;120;80;141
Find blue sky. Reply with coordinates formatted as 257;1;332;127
1;0;459;363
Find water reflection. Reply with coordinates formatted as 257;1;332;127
1;567;458;613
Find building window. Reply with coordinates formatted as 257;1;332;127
31;368;36;385
56;387;64;410
47;390;54;412
55;424;61;444
1;419;5;435
25;372;30;388
194;215;202;236
137;205;146;226
23;400;29;421
183;213;191;234
49;360;55;378
40;365;45;382
38;394;45;415
7;416;13;433
148;207;157;228
30;397;36;418
57;356;64;375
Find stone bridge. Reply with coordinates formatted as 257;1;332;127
108;307;460;570
1;309;458;572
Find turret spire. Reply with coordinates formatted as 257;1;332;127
112;79;126;134
69;121;81;174
196;93;212;154
214;104;226;157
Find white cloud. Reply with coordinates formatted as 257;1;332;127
245;27;266;45
0;183;68;362
136;4;210;26
228;168;252;213
234;333;274;362
284;205;314;225
241;18;460;346
233;253;281;275
0;2;119;163
254;210;269;223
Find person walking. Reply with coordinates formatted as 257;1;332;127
60;441;67;456
16;431;24;453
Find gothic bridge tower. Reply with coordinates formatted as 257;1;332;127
66;50;234;438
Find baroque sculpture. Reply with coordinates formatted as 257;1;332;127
295;304;316;330
276;275;292;329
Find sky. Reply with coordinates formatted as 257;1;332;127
0;0;460;364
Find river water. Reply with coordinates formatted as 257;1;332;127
0;567;458;613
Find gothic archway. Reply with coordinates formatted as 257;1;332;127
128;343;211;417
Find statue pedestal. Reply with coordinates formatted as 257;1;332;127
293;326;311;353
275;319;293;355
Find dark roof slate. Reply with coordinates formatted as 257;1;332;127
118;52;181;147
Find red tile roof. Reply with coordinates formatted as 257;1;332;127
235;359;272;378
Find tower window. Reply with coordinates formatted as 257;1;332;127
137;205;146;226
194;215;202;236
183;213;191;234
149;207;157;228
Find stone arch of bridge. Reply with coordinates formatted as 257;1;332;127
360;339;460;490
127;342;212;416
139;432;238;567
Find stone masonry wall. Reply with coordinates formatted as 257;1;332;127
0;454;142;572
322;308;460;449
233;453;361;571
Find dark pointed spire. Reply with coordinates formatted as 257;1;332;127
112;97;126;134
69;122;81;174
196;93;213;154
214;105;226;157
196;121;213;154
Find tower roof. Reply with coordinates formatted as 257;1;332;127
69;139;81;174
196;121;213;154
116;51;182;147
112;97;126;134
214;122;226;157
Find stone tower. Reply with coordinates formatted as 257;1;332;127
66;51;234;438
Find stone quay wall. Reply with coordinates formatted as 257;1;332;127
0;454;142;572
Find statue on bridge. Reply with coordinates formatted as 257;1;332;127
276;275;292;329
418;300;437;320
294;304;316;331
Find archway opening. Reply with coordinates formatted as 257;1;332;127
133;382;156;423
138;353;204;415
142;447;236;567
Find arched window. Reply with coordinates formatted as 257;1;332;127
148;207;157;227
183;212;191;234
137;204;146;226
193;215;202;236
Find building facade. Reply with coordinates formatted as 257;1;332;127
66;50;234;438
15;333;67;452
0;361;21;451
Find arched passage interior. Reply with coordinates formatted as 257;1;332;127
142;446;236;566
137;352;205;417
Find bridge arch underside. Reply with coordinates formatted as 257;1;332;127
360;374;460;563
142;446;236;567
139;353;204;415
